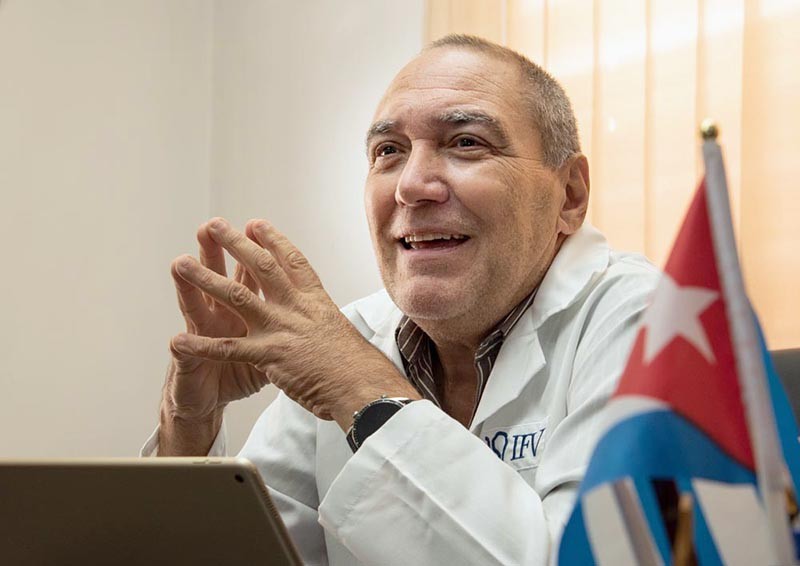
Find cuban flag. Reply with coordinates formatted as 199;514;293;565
557;137;800;565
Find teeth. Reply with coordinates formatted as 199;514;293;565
403;233;467;243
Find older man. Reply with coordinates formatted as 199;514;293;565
144;35;658;565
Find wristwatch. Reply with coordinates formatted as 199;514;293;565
346;395;415;452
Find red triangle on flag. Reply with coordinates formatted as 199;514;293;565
614;180;753;469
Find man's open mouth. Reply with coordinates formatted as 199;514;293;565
400;233;470;250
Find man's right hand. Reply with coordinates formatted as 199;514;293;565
157;221;271;456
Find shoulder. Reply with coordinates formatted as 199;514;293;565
532;224;660;331
565;247;660;384
581;248;661;320
586;249;661;308
544;239;661;408
533;227;661;371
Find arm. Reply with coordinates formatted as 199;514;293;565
318;276;653;565
320;400;549;565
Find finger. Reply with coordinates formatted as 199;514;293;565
174;256;267;328
246;219;322;291
197;220;228;276
198;219;231;309
234;261;260;296
171;256;211;333
171;333;266;367
206;218;294;299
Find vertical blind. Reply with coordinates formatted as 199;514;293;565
426;0;799;348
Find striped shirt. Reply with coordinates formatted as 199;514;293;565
394;290;537;419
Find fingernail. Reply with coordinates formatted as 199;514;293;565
175;255;193;274
208;218;228;232
171;334;188;351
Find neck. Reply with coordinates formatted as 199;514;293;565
428;335;480;428
434;336;479;377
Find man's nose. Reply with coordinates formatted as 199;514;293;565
395;145;449;207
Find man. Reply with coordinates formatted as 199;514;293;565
144;35;658;565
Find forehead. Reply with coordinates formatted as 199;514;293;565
372;48;527;130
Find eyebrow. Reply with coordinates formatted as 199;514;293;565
438;109;510;146
365;119;396;149
364;109;511;151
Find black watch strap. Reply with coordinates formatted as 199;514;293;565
346;396;414;452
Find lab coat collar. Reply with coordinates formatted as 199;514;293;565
528;223;610;332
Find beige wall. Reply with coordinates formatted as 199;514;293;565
209;0;425;451
0;0;424;457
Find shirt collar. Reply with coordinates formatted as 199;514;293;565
394;287;538;367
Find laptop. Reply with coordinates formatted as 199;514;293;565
0;457;303;565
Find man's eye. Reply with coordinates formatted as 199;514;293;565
376;144;398;157
456;137;480;148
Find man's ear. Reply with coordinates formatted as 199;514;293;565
556;153;590;236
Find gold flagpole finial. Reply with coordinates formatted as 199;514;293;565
700;119;719;141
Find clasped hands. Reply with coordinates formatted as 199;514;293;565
164;218;419;440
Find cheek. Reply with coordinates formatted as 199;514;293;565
364;183;389;229
474;178;559;252
364;179;398;252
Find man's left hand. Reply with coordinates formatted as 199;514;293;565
170;218;421;430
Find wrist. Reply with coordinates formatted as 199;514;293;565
158;402;224;456
332;382;421;432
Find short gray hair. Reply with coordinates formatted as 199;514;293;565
427;34;580;169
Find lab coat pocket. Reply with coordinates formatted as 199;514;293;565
480;417;549;472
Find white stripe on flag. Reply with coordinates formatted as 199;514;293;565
597;396;669;444
613;478;663;566
692;478;772;565
583;479;663;566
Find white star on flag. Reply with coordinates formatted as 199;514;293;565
640;273;719;364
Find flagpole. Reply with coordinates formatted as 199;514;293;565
701;120;796;564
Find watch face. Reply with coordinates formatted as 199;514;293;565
354;401;405;446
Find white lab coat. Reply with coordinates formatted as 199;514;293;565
143;224;659;566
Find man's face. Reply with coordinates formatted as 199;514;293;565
364;48;570;330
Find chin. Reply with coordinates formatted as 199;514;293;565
389;281;474;322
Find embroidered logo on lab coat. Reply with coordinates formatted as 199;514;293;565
482;418;548;471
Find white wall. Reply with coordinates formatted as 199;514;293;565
0;0;424;457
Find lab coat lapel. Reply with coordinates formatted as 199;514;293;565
469;224;610;430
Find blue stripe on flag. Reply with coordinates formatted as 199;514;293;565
759;321;800;491
559;411;755;565
758;318;800;560
580;411;755;493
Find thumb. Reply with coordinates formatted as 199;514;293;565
169;336;208;374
